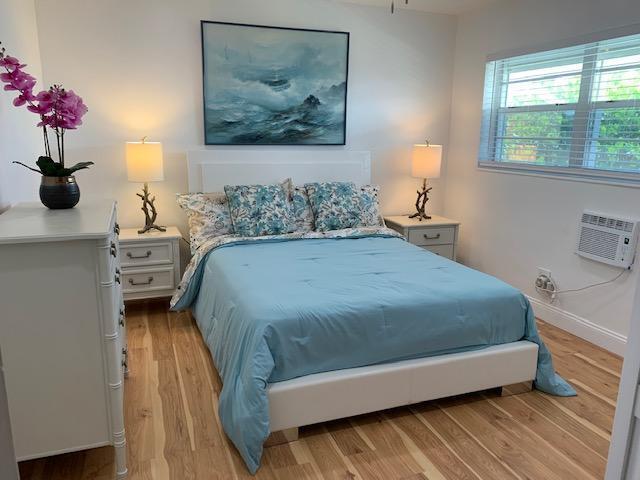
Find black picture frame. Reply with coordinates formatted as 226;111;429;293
200;20;350;146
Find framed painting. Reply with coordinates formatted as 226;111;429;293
201;21;349;145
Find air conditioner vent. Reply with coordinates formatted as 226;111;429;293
577;211;638;268
578;227;618;260
581;213;634;232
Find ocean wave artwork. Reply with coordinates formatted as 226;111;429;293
201;21;349;145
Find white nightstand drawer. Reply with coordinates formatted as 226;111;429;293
120;241;173;267
408;226;455;246
423;244;454;259
384;215;460;262
122;266;175;294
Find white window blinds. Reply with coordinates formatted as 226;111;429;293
479;31;640;180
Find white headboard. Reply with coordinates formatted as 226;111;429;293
187;150;371;192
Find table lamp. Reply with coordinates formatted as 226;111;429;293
410;142;442;221
126;138;166;234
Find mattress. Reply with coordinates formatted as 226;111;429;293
171;227;574;473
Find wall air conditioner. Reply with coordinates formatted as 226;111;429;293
577;211;639;269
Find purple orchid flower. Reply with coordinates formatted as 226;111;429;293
1;41;89;173
0;68;36;92
0;55;26;71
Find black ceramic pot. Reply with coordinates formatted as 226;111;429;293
39;176;80;209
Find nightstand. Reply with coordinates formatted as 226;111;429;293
118;226;182;301
384;215;460;260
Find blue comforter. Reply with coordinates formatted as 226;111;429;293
171;232;575;473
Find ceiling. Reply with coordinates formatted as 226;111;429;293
338;0;501;15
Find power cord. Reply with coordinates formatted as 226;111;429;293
535;267;630;303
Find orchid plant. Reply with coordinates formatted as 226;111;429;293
0;42;92;177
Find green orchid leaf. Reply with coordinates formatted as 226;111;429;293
66;161;94;173
12;161;43;175
36;156;60;176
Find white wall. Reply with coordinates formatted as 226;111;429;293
0;0;43;211
32;0;457;232
445;0;640;352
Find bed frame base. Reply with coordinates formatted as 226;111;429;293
264;427;299;447
264;380;535;448
500;381;534;397
266;341;539;434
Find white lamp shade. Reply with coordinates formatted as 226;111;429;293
126;141;164;182
411;144;442;179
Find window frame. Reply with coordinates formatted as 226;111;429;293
478;26;640;186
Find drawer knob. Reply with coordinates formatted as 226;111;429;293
122;346;129;371
129;276;154;286
127;250;152;259
110;242;117;257
423;233;441;240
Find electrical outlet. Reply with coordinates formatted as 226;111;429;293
535;267;558;302
538;267;551;278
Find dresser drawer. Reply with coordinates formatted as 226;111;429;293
120;241;173;267
97;234;119;286
422;244;454;260
122;266;175;294
408;226;455;246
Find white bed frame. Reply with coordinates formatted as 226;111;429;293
187;149;539;440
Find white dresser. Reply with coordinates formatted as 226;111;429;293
0;201;127;478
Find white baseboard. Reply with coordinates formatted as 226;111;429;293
527;296;627;356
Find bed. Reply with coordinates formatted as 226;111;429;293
171;150;575;474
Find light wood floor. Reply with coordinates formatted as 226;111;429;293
19;300;622;480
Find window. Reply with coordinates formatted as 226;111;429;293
479;31;640;182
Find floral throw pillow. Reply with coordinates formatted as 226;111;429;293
304;182;362;232
176;192;232;254
358;185;384;227
224;183;296;237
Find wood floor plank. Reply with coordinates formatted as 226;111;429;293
486;394;606;479
18;304;622;479
549;381;616;436
127;461;154;480
537;320;623;371
440;401;564;480
41;451;86;480
125;302;149;351
413;404;519;480
263;443;300;470
302;424;358;480
326;419;375;457
551;353;620;402
80;446;115;480
170;312;230;451
147;303;174;362
125;346;156;465
349;412;431;479
516;390;611;458
468;399;593;480
154;309;197;479
385;407;477;480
